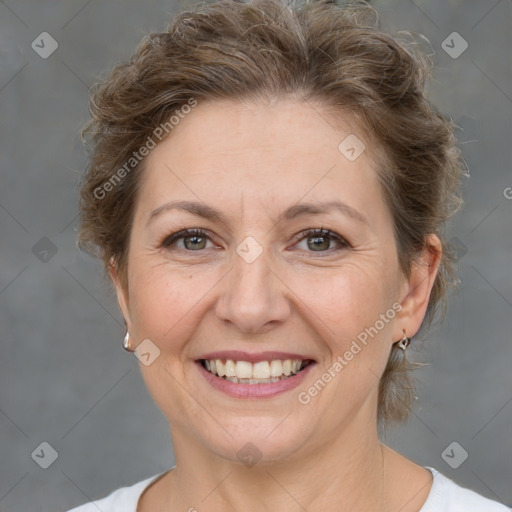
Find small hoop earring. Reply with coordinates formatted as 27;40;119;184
397;329;410;351
123;331;132;352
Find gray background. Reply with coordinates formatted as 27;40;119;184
1;0;511;510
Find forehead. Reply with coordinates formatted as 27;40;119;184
146;98;371;163
136;99;386;222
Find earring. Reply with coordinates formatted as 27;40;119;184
397;329;410;351
122;331;132;352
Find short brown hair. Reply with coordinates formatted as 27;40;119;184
77;0;467;426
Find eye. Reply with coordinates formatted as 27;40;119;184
292;227;349;254
160;228;214;251
160;227;350;254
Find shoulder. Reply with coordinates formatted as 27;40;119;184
65;471;168;512
421;467;510;512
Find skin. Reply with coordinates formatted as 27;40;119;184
110;98;441;512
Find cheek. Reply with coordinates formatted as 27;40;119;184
296;265;399;407
127;265;209;422
128;263;202;354
292;261;397;344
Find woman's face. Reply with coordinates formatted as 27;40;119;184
113;99;435;464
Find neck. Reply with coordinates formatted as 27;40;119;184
163;416;389;512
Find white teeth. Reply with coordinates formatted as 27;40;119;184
270;360;283;377
216;359;226;377
253;361;270;379
203;358;306;382
235;361;253;379
225;359;236;377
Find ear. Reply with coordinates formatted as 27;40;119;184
109;258;132;331
394;234;442;340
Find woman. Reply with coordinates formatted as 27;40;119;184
68;0;509;510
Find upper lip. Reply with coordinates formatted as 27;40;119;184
196;351;316;364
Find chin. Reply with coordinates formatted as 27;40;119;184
198;415;314;466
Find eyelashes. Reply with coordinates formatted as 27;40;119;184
290;227;350;253
160;228;214;250
160;227;350;255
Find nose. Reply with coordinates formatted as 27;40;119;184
215;238;291;335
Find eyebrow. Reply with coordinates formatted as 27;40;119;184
147;199;369;227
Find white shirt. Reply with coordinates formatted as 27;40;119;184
67;466;510;512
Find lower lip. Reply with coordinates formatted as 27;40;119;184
196;361;316;399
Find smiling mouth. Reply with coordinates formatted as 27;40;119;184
199;358;314;384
